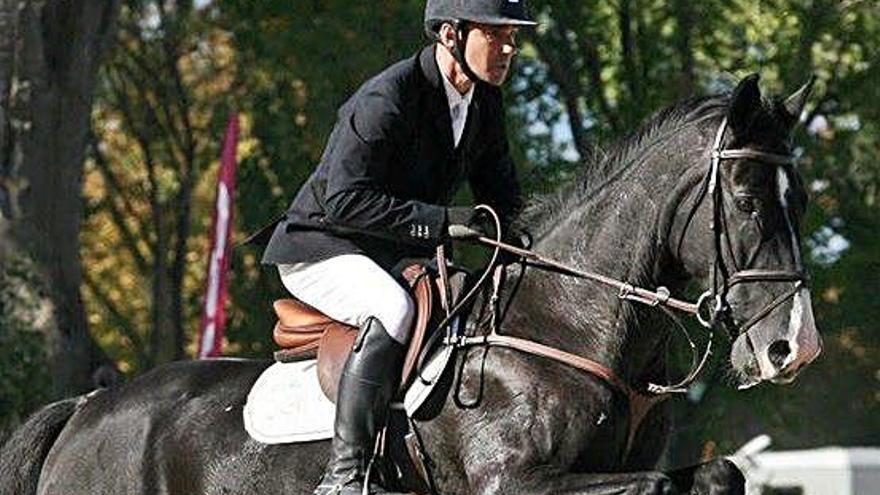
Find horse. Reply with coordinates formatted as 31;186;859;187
0;74;822;495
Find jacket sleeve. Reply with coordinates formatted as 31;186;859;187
322;85;447;245
468;90;523;231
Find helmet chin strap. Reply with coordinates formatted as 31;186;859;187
451;21;483;84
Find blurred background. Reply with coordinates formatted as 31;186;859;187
0;0;877;490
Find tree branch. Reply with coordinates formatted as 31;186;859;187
82;270;150;369
671;0;696;98
158;0;197;359
530;30;593;161
618;0;643;122
88;140;153;276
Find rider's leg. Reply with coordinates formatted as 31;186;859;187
315;317;406;494
278;255;414;494
278;254;415;344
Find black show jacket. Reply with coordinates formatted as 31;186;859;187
261;45;522;270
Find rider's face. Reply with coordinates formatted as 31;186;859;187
464;23;519;86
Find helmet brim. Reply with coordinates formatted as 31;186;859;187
465;15;538;27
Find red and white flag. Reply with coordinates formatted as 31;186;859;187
198;113;239;359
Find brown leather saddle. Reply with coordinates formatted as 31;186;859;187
271;264;443;403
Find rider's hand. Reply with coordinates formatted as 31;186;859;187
503;227;531;250
498;227;531;264
446;207;490;240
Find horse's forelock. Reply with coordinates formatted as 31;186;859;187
729;95;794;149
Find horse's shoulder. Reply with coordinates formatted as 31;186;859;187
471;348;620;418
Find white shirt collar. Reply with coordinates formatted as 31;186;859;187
436;49;474;147
436;50;474;110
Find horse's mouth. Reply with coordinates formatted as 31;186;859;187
730;334;763;388
732;360;762;390
736;379;760;390
768;361;806;385
732;345;806;388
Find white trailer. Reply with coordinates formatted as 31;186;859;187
733;444;880;495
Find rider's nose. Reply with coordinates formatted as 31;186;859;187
767;340;791;369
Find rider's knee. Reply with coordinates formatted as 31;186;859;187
372;288;416;344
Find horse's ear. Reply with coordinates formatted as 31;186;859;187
727;73;762;135
780;75;816;128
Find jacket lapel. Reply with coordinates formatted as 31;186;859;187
459;85;481;154
419;45;455;153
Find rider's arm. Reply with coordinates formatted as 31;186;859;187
322;84;448;245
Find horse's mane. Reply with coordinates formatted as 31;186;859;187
521;95;730;236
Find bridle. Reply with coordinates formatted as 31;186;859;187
434;115;808;399
691;116;808;338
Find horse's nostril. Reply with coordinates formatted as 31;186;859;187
767;340;791;368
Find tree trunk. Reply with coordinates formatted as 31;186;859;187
672;0;696;99
618;0;642;124
0;0;121;398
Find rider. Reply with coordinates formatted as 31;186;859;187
261;1;536;493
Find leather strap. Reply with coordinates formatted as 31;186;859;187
727;269;807;287
453;331;668;462
456;332;631;398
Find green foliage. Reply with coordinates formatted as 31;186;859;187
83;0;239;371
0;254;51;433
216;0;428;353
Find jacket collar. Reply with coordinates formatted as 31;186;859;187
420;45;454;151
418;45;483;152
419;44;444;91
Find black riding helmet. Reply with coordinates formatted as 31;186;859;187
424;0;537;83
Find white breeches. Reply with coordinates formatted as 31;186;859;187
277;254;415;344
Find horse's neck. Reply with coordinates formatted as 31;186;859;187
508;157;699;384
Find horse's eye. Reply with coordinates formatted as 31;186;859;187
734;196;757;213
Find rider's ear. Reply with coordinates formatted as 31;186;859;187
438;22;457;50
728;73;762;137
779;75;816;130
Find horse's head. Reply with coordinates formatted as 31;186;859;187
675;74;822;389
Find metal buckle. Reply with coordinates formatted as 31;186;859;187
695;290;715;329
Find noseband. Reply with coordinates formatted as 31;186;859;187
694;117;808;338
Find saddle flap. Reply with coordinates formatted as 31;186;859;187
400;265;433;388
316;323;358;402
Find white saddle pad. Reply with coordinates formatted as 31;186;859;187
243;360;335;444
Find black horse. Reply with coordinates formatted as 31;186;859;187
1;74;821;495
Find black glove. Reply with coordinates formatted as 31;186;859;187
446;207;491;240
503;228;530;250
498;227;531;264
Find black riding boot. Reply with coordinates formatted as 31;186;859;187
313;317;405;495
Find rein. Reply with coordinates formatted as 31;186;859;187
446;116;804;399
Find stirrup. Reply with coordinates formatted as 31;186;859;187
313;473;389;495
